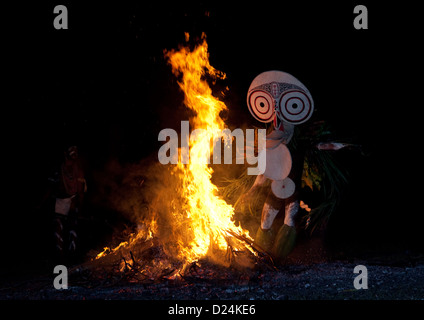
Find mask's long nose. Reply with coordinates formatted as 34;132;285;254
273;111;284;132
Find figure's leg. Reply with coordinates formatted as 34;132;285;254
283;200;299;228
67;205;79;262
271;145;305;261
68;215;78;254
255;190;284;251
53;213;65;263
272;200;299;260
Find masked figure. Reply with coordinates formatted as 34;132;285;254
245;70;314;261
47;145;87;262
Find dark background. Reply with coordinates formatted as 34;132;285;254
2;1;422;276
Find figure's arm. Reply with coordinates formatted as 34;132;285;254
246;174;267;195
316;142;363;151
237;174;268;207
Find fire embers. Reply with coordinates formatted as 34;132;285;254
87;229;274;286
92;236;177;283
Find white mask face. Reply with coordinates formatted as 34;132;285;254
247;70;314;127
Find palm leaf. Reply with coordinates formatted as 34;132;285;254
303;147;348;233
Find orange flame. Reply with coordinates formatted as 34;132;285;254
95;34;254;267
95;219;157;260
163;34;253;264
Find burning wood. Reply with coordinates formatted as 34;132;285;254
87;225;275;288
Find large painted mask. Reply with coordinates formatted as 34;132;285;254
247;70;314;131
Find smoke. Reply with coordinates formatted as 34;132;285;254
91;154;178;221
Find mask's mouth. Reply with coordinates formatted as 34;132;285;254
270;114;295;145
273;110;284;131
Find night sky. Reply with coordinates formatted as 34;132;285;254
3;2;422;272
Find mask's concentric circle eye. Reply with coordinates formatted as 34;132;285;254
278;89;313;124
247;90;275;123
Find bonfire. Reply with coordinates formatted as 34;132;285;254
87;34;272;284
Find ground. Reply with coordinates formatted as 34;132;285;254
3;262;423;300
1;237;423;300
